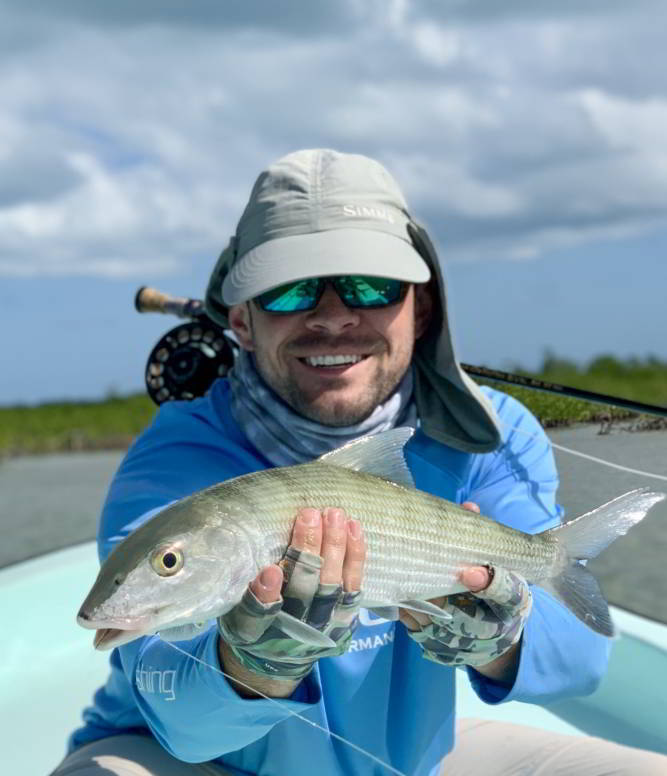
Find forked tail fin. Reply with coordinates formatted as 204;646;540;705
541;489;665;637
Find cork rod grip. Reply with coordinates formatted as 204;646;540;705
134;286;204;319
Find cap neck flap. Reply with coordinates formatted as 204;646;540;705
409;223;502;454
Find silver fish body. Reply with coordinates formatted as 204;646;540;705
77;428;665;648
215;460;561;602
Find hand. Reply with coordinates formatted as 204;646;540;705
218;507;366;689
400;501;532;680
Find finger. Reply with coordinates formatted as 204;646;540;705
460;565;491;593
289;508;323;555
320;508;349;585
461;501;480;513
398;609;420;631
398;609;424;631
474;567;531;610
281;547;322;619
249;564;284;604
341;519;366;592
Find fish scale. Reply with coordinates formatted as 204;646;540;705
214;461;562;603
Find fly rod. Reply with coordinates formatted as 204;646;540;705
461;364;667;419
135;287;667;417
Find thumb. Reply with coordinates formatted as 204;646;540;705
250;564;283;604
460;566;491;593
470;567;531;611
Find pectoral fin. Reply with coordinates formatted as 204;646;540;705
275;611;336;648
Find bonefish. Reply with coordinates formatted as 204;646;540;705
77;427;665;651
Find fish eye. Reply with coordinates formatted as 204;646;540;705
151;546;184;577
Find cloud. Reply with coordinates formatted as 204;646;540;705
5;0;651;30
1;1;666;277
5;0;355;33
411;0;654;23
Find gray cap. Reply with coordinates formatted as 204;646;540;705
220;149;430;304
206;149;501;454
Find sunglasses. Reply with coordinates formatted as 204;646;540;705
255;275;408;314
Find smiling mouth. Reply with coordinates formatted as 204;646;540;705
298;354;368;368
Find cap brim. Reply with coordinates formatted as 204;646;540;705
221;228;431;306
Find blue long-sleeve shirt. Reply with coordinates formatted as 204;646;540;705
69;380;610;775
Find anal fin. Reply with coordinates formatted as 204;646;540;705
363;598;451;622
541;563;616;638
400;599;452;621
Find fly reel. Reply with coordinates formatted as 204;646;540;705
136;286;236;406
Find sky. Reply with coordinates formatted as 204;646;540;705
2;0;667;406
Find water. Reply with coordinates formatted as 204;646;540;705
549;423;667;624
0;451;124;568
1;426;665;621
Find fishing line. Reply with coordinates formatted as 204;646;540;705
548;441;667;483
497;418;667;483
163;640;411;776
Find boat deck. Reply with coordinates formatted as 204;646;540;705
1;542;666;775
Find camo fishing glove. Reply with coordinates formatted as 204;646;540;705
406;566;532;668
217;547;361;680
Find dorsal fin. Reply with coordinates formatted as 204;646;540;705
318;428;416;488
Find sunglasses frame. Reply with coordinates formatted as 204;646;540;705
254;275;409;315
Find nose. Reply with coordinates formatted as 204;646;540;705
304;284;361;335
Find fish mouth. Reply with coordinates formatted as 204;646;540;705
93;627;148;651
78;610;158;650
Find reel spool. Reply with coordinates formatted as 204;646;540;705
136;286;236;405
144;321;235;406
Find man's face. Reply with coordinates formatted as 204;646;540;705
228;280;432;427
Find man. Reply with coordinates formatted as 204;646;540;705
53;149;666;775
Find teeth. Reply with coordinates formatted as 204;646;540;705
304;354;364;367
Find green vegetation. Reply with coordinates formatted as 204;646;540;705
475;353;667;427
1;354;665;457
0;393;157;457
532;351;666;407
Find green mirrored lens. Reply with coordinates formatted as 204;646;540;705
256;279;321;312
256;275;405;313
335;276;404;307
